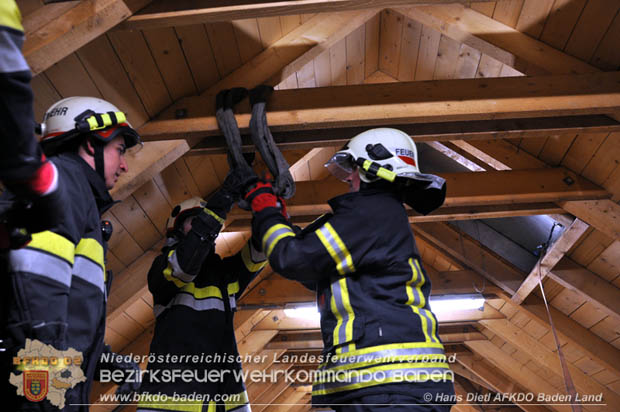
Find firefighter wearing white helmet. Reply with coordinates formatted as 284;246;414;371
244;128;454;411
139;168;265;411
3;95;142;410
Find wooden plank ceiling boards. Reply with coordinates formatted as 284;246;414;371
21;0;620;409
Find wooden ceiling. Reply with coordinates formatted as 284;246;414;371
18;0;620;411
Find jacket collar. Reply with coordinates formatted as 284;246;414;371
328;186;399;211
60;153;117;215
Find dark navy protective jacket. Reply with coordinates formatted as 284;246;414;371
3;153;114;411
138;223;267;412
252;187;455;406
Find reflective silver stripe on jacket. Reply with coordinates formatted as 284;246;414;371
72;255;105;294
9;248;72;288
330;278;355;353
153;293;226;317
229;295;236;310
317;224;354;274
168;250;196;283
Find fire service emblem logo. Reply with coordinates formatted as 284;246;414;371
23;370;48;402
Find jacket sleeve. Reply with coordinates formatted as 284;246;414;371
0;0;44;184
252;208;358;284
213;236;267;302
147;208;222;305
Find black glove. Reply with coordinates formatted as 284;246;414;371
206;167;257;218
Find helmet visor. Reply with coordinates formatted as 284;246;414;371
325;152;356;181
92;124;142;149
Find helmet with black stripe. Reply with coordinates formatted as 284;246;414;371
38;96;141;155
324;128;446;215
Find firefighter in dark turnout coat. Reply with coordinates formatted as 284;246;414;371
2;94;141;411
138;170;266;412
245;129;455;411
0;0;64;245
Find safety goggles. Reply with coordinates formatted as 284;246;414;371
325;152;357;181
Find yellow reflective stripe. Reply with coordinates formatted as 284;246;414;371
137;393;202;411
406;258;435;343
312;363;454;396
225;390;249;411
0;0;23;32
162;251;223;299
28;231;75;265
315;223;355;275
330;286;342;349
181;283;222;299
322;341;446;366
163;250;188;288
322;354;448;373
227;281;239;295
240;242;267;272
317;361;451;379
262;224;295;257
203;207;225;225
86;111;127;131
207;401;216;412
331;278;356;354
415;259;439;343
75;238;105;271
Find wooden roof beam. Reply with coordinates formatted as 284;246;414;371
480;318;620;410
464;341;572;412
458;139;620;241
399;3;598;76
549;258;620;323
120;0;497;30
512;219;590;304
455;354;555;412
224;168;607;231
23;0;151;75
498;293;620;379
189;115;620;154
139;71;620;141
417;221;620;376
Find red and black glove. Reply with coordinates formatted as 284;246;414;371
244;181;288;218
4;155;66;236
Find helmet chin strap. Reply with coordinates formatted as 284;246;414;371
90;136;106;183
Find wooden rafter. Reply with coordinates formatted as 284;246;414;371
548;258;620;322
480;319;620;410
461;139;620;241
23;0;151;75
456;354;552;412
224;168;607;232
189;115;620;154
120;0;496;30
498;294;620;378
399;3;598;76
465;340;572;412
512;219;590;305
139;71;620;141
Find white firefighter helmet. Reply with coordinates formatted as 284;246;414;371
325;128;420;183
38;96;141;155
324;127;447;215
166;197;207;237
